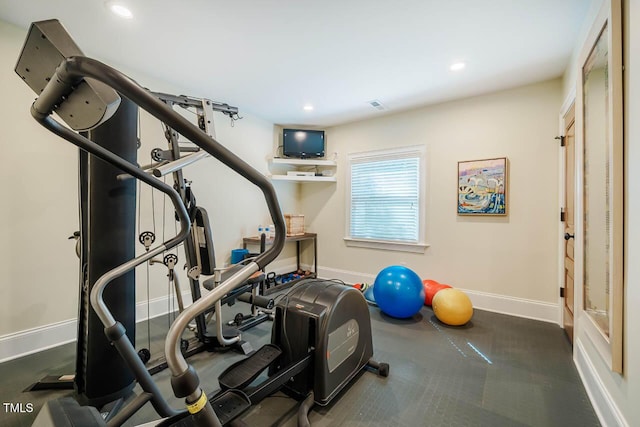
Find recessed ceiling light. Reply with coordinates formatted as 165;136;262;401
105;1;133;19
450;62;466;71
303;105;314;111
368;99;386;111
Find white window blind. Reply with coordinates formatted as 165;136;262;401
347;146;426;250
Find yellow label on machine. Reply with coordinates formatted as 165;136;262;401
186;391;208;414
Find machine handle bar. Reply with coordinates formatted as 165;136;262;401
32;55;286;425
33;116;187;420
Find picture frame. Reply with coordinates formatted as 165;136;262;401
457;157;508;216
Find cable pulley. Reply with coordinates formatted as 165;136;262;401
164;253;178;269
139;231;156;250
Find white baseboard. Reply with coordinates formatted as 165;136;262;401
459;289;560;325
317;266;560;324
0;262;301;364
316;265;376;285
575;338;628;427
0;292;192;364
0;319;77;364
1;262;558;362
135;291;193;321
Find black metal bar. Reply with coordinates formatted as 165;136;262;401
234;313;271;332
313;235;317;276
152;91;239;117
179;146;200;153
110;330;178;418
105;392;153;427
237;293;273;309
246;355;311;404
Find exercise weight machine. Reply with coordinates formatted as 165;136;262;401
19;19;388;427
134;91;264;372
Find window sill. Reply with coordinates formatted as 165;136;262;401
343;237;429;253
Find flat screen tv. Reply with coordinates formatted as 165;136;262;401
283;129;325;159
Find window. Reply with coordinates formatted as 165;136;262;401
345;145;428;253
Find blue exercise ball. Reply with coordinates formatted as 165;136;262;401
373;266;425;318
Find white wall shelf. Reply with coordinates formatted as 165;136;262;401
268;157;337;183
270;158;337;167
270;175;337;182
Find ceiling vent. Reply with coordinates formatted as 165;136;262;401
368;99;386;111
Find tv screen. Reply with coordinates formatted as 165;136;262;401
283;129;325;159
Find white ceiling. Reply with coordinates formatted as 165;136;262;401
1;0;592;127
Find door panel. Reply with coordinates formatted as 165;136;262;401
563;104;576;343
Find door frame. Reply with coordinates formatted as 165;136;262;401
558;89;576;331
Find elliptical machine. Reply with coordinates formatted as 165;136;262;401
158;279;388;426
19;19;388;427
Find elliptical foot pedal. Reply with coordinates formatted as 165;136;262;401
210;390;251;425
25;375;74;391
218;344;282;390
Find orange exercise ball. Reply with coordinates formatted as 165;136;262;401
432;288;473;326
422;280;452;306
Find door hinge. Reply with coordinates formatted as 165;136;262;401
560;208;565;222
560;287;565;298
555;135;566;147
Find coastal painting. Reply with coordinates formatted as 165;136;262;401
457;157;508;215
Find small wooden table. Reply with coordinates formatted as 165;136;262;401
242;233;318;294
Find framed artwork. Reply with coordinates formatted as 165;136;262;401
457;157;508;215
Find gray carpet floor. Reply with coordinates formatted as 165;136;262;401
0;301;599;427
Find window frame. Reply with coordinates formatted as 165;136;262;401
344;144;428;253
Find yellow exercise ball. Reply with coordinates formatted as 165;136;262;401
432;288;473;326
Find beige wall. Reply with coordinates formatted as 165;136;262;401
301;79;562;303
562;0;605;100
0;20;296;337
0;21;79;336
